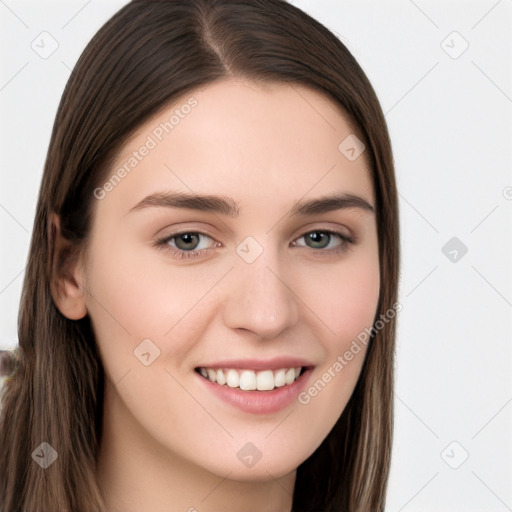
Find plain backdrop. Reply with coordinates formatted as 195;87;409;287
1;1;511;510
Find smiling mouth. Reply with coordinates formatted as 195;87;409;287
195;366;308;391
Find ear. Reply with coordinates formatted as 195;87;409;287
49;213;88;320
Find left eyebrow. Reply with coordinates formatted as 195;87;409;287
289;194;375;216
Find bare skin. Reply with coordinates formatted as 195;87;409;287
52;79;380;512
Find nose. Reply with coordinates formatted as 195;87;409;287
222;249;300;339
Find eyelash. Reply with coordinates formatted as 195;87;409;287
153;229;356;260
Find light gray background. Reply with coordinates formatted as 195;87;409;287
1;1;511;510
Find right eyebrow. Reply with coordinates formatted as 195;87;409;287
127;191;240;217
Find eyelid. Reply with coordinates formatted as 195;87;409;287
290;221;353;241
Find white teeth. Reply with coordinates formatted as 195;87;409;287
239;370;256;391
216;368;227;385
256;370;274;391
198;366;303;391
226;369;239;388
273;369;286;387
285;368;296;385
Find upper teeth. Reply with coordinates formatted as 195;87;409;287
199;367;302;391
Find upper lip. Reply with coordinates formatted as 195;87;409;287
195;357;314;372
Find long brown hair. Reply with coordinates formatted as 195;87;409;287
0;1;399;510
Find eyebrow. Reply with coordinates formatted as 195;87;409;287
127;191;374;217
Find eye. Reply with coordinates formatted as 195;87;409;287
154;231;219;259
291;229;353;253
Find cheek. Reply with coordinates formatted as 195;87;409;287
84;236;222;336
82;235;235;383
297;250;380;347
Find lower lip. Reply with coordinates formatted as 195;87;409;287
196;368;314;414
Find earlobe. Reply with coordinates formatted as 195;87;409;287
49;213;88;321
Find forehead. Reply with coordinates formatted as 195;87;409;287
101;78;374;216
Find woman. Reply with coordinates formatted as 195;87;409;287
0;0;399;510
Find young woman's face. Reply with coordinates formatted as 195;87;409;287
78;79;379;482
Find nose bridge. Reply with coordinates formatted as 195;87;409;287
223;243;299;338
